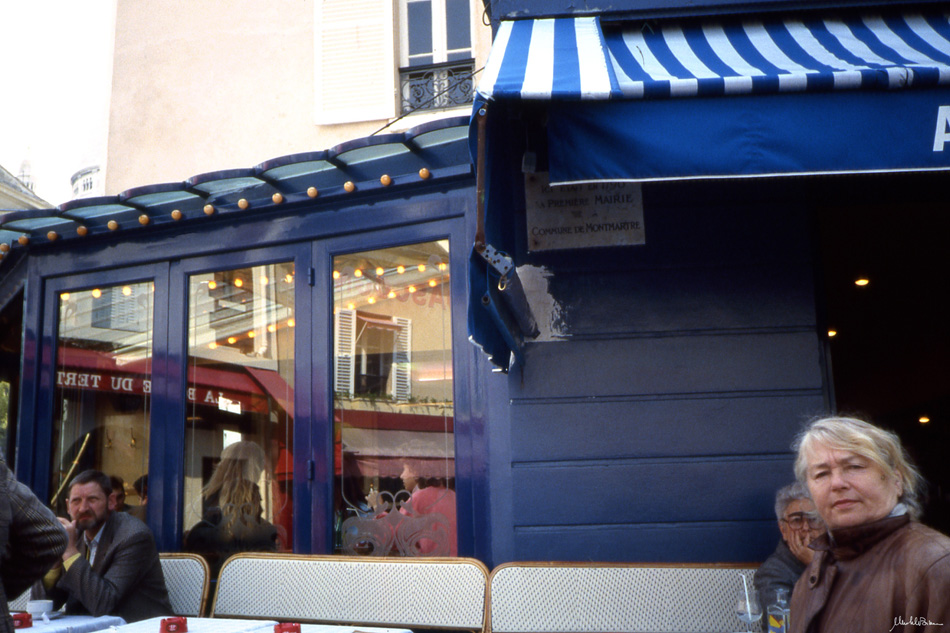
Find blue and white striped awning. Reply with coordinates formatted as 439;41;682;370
477;12;950;101
470;11;950;370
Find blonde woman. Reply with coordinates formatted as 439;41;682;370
185;441;278;574
789;416;950;633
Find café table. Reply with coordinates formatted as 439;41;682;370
19;614;126;633
111;619;278;633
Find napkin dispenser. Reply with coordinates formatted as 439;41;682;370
12;613;31;628
161;617;188;633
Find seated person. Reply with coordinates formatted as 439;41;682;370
130;475;148;522
1;459;68;627
108;476;131;513
754;482;824;614
34;470;172;622
184;442;278;577
789;416;950;632
398;464;457;556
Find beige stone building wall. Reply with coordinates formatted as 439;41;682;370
105;0;491;195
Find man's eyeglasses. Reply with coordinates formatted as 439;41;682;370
782;512;823;530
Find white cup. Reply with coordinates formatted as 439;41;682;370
26;600;53;617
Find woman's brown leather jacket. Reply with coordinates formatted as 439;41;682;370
789;514;950;633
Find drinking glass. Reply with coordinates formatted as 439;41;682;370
736;587;762;633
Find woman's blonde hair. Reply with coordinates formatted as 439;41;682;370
792;416;924;519
203;441;268;529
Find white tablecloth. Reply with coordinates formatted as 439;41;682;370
111;619;411;633
112;618;278;633
22;615;126;633
281;626;412;633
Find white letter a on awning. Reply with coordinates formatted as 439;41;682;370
933;106;950;151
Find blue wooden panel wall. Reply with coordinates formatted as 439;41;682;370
494;185;829;564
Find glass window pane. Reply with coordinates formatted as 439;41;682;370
407;0;433;58
408;53;434;67
333;241;455;557
445;0;471;52
182;263;295;575
50;283;153;516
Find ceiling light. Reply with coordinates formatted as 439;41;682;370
854;278;869;287
828;330;837;338
919;416;930;424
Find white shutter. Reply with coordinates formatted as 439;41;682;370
314;0;398;124
392;317;411;402
334;309;356;396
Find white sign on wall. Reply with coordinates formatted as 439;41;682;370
524;172;645;252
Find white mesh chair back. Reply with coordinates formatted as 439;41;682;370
213;554;489;631
489;563;758;633
160;553;211;616
6;589;29;612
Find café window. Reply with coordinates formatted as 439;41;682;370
333;240;455;556
182;262;295;574
50;282;154;515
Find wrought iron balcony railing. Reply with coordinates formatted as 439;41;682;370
400;59;475;114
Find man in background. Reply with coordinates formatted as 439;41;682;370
108;476;131;513
35;470;171;622
0;460;68;633
754;482;824;613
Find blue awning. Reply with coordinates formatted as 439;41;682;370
469;10;950;370
479;13;950;102
476;12;950;182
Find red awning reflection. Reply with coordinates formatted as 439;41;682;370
56;346;293;417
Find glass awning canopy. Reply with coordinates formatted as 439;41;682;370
0;116;471;262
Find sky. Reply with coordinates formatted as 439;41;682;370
0;1;116;207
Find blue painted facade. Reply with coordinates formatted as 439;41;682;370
479;105;832;561
0;120;500;559
469;0;950;566
4;1;949;571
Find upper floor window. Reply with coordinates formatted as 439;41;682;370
399;0;474;113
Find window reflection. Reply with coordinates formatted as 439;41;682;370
50;282;154;515
333;240;455;556
183;263;294;574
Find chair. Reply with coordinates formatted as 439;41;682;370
160;553;211;617
6;589;29;612
488;562;758;633
213;553;489;631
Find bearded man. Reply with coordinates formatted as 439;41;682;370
35;470;172;622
